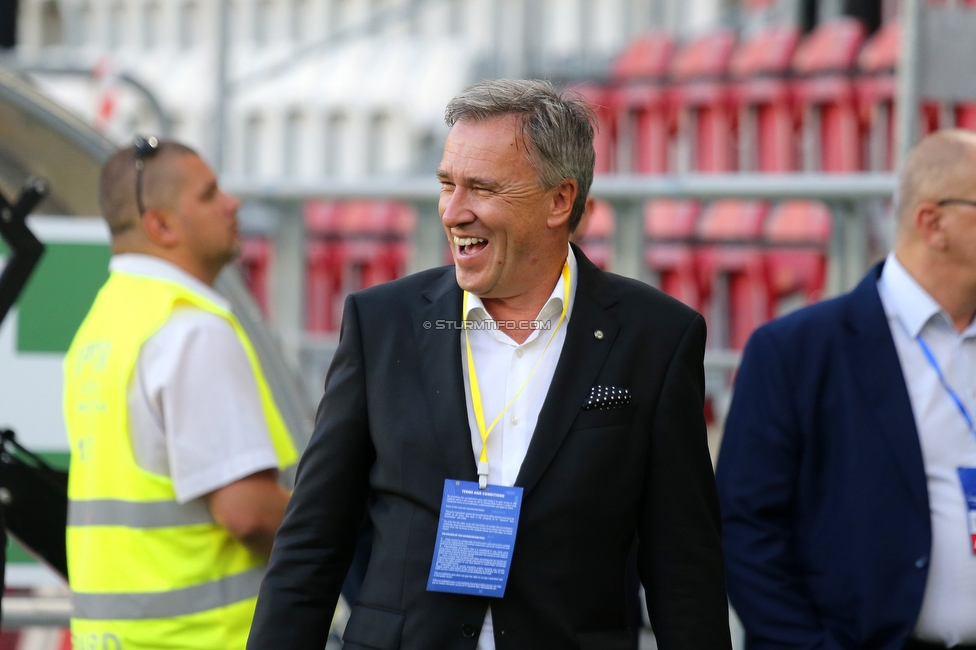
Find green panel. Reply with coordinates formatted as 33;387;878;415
6;452;69;567
8;538;35;564
38;451;70;469
17;243;110;353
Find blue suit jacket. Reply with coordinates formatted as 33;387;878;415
717;263;932;650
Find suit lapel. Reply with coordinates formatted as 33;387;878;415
515;247;619;496
845;263;929;514
414;269;478;482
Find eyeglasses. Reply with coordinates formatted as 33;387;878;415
936;198;976;209
133;135;160;216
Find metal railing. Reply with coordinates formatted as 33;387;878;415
222;173;896;383
2;595;72;628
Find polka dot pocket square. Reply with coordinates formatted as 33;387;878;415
582;385;632;411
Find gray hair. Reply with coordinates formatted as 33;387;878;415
445;79;596;232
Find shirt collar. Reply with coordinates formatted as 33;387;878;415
879;251;947;338
464;243;578;326
109;254;231;311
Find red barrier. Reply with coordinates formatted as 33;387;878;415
792;18;865;173
610;33;675;174
731;25;800;172
696;200;769;349
668;29;738;173
644;200;702;311
238;238;272;316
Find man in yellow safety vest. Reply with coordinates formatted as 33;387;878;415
64;137;297;650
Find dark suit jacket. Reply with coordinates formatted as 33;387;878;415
716;262;931;650
248;246;731;650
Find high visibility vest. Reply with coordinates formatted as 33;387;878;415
64;270;298;650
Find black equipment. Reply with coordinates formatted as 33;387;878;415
0;0;17;49
0;429;68;579
0;177;70;589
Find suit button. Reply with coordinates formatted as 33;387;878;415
915;555;929;569
461;623;476;638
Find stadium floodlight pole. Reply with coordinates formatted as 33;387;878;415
896;0;921;169
214;0;231;173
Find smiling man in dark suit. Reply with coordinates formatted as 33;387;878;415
247;79;731;650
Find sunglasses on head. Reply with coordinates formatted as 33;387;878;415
133;135;161;217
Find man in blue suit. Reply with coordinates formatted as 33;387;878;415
717;129;976;650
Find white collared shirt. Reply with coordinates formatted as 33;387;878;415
111;254;279;503
878;252;976;645
460;245;578;650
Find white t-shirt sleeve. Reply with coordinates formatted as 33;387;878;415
135;307;279;503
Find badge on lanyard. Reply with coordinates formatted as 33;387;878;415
958;468;976;555
427;480;524;597
912;332;976;556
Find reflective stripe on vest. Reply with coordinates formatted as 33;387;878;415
72;567;264;620
68;499;215;528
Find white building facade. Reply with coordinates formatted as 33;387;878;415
12;0;740;181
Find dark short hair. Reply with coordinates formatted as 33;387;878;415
445;79;596;232
98;139;198;235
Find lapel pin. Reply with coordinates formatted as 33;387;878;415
594;329;604;340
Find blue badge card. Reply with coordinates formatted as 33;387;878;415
426;480;524;597
958;467;976;555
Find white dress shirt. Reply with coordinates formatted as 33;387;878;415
460;245;578;650
112;254;279;503
878;252;976;646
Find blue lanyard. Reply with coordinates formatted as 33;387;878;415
915;334;976;438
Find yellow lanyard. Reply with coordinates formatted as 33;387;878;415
463;260;571;489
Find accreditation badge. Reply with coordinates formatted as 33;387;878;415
957;467;976;555
426;480;523;597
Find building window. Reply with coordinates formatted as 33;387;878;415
254;0;273;47
448;0;464;35
331;0;352;36
40;0;63;46
77;1;94;46
108;2;126;49
284;111;306;176
143;1;162;50
244;115;265;176
324;112;347;176
179;1;198;49
291;0;310;41
366;113;392;175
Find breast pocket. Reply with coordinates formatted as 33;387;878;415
572;406;634;431
343;604;404;650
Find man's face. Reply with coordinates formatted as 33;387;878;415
171;154;242;272
437;115;564;298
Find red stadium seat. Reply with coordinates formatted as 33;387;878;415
237;237;272;315
696;200;770;349
304;201;414;333
644;200;702;311
572;83;617;175
855;20;901;170
791;18;866;172
610;33;676;174
305;201;345;333
668;29;738;173
764;201;832;313
730;25;800;172
575;200;615;270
